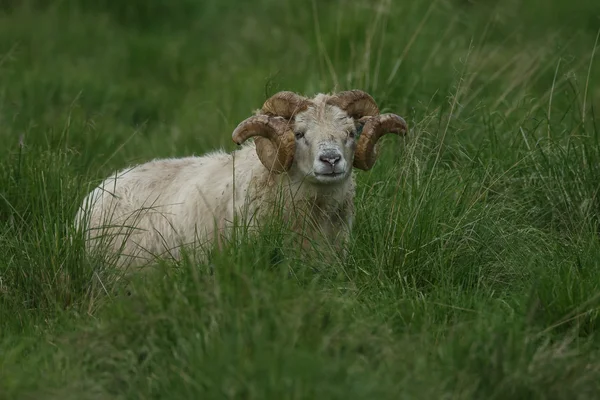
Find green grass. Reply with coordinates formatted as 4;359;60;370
1;0;600;398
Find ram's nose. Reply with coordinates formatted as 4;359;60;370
319;149;342;166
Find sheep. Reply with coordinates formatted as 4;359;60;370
75;90;408;267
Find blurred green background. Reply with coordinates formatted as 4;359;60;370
1;0;599;398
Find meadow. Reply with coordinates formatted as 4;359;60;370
1;0;600;398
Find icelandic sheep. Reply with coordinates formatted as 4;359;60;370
75;90;408;266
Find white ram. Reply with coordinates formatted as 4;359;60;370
75;90;408;266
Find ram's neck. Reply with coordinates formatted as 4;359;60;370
257;173;354;234
244;167;355;256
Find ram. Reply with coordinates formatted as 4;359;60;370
75;90;408;267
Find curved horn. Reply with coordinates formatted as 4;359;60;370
261;91;310;118
353;113;408;171
327;89;380;118
231;92;310;174
231;114;295;173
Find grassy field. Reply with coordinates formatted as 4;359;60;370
1;0;600;398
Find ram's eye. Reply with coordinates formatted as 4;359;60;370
347;130;355;139
295;131;305;139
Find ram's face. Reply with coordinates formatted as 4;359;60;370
231;90;408;177
291;103;357;184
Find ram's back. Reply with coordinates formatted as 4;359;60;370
75;146;262;265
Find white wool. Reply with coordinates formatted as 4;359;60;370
75;93;361;267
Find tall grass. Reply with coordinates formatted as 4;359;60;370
1;0;599;398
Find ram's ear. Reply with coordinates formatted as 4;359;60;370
353;116;371;138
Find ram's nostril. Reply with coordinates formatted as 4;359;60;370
319;151;342;166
